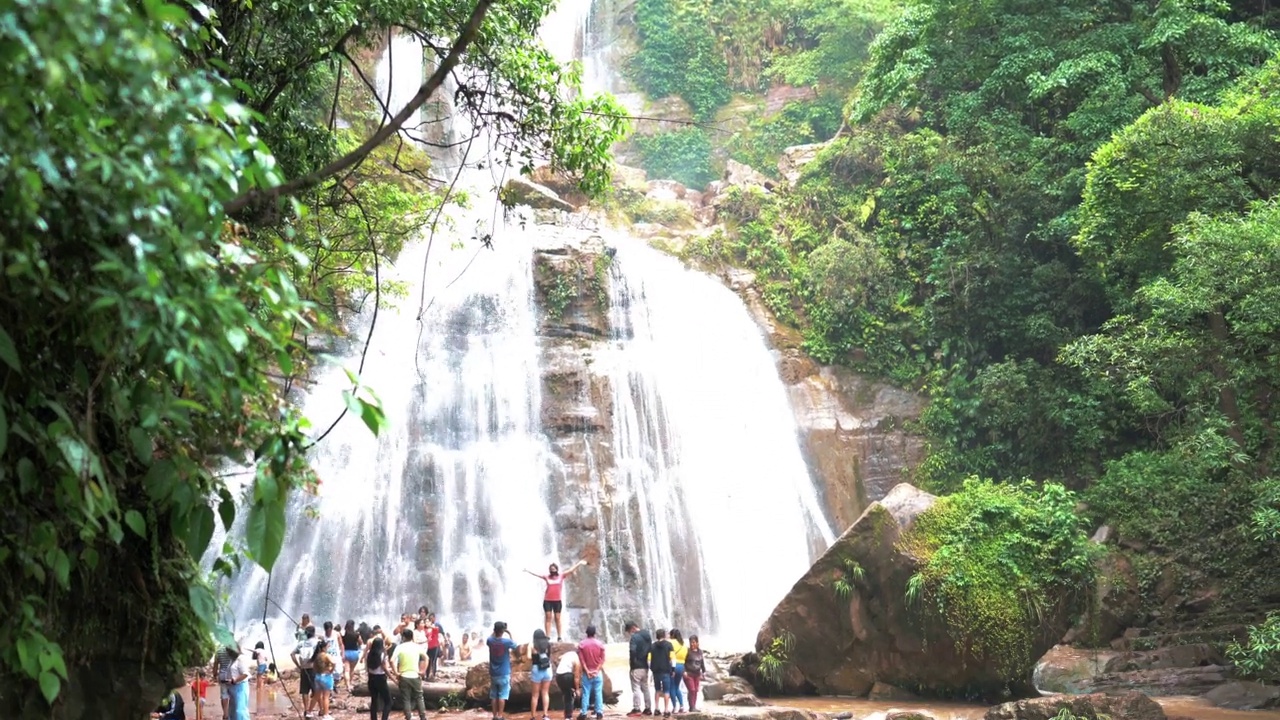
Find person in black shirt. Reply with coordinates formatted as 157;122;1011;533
648;629;674;718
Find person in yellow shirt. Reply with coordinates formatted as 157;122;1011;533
669;630;687;713
390;629;428;720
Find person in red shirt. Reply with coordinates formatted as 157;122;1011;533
576;626;607;720
189;668;210;720
424;613;444;681
524;559;586;641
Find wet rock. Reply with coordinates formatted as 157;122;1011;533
777;142;829;185
726;160;772;189
766;85;819;114
1202;681;1280;710
647;179;688;201
831;713;854;720
722;694;766;707
1081;665;1230;696
501;176;575;212
1033;645;1116;694
868;682;920;701
464;644;616;710
1103;643;1223;672
886;712;939;720
702;677;756;701
529;166;589;209
685;708;821;720
985;691;1165;720
1063;551;1140;647
750;483;1073;699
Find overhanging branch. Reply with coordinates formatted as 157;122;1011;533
224;0;495;216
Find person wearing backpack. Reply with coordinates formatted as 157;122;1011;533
291;625;320;718
528;629;554;720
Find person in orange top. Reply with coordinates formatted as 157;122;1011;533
189;668;211;720
523;559;586;641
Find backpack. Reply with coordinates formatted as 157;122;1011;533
534;648;551;670
296;640;316;663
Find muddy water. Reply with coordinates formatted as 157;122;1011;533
771;695;1280;720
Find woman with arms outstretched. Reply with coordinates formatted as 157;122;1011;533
523;560;586;641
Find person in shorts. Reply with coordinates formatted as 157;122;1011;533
529;629;554;720
523;560;585;641
291;625;320;718
486;621;518;720
648;629;674;718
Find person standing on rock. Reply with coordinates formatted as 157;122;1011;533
682;636;704;712
529;629;554;720
626;622;653;717
523;560;586;641
576;625;606;720
487;621;519;720
554;646;581;720
648;629;674;719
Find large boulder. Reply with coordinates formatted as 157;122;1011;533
464;642;617;710
776;142;828;185
985;691;1165;720
748;484;1076;699
501;176;575;212
701;676;755;701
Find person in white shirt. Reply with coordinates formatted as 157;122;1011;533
554;649;581;720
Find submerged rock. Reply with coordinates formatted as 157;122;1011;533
985;691;1165;720
1202;681;1280;710
746;483;1074;699
722;694;767;707
702;676;756;701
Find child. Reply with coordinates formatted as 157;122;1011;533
189;669;210;720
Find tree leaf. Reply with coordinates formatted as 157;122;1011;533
0;402;7;457
245;499;286;570
0;325;20;372
124;509;146;537
129;427;153;464
218;488;236;530
184;504;215;559
39;670;60;705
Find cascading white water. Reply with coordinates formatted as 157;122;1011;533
220;0;836;651
588;237;835;646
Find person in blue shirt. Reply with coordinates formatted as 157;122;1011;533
486;621;519;720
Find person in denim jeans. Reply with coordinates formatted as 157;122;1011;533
575;626;606;720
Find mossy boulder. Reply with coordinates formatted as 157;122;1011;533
747;481;1091;700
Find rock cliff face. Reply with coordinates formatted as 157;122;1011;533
529;229;617;632
717;268;926;532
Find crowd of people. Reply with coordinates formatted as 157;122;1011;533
151;559;709;720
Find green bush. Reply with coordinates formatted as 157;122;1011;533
1227;612;1280;682
902;479;1095;681
632;128;717;189
630;0;731;120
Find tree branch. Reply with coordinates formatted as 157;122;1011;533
224;0;495;216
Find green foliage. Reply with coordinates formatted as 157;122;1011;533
1226;611;1280;682
830;554;866;601
726;96;845;174
902;480;1095;680
631;128;717;189
757;631;795;690
630;0;731;120
0;0;628;710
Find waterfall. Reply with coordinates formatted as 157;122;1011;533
218;0;835;652
589;238;836;645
